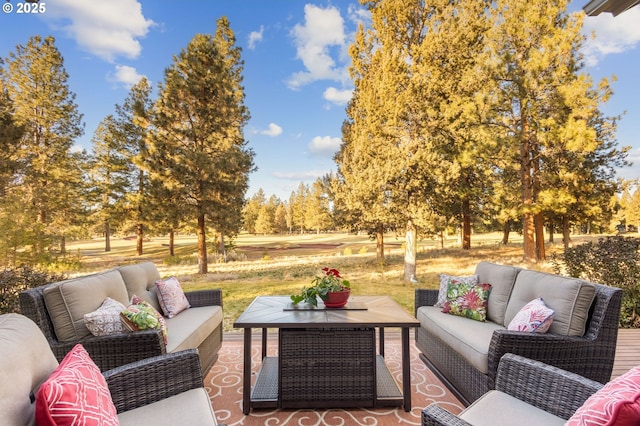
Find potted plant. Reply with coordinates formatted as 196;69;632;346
290;267;351;308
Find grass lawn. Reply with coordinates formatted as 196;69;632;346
64;231;598;332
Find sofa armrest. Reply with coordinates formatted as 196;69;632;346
186;289;223;308
415;289;438;312
495;353;602;419
104;349;203;413
422;404;471;426
487;329;609;387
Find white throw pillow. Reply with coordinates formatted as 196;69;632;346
507;297;554;333
83;297;129;337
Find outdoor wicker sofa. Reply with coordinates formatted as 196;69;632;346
421;353;604;425
19;261;223;373
415;261;623;406
0;313;225;425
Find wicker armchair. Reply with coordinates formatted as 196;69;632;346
422;353;603;425
1;313;224;425
19;283;223;372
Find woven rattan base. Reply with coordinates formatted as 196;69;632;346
247;328;403;410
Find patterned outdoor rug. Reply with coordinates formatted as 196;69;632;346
204;334;463;425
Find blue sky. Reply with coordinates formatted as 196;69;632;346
1;1;638;201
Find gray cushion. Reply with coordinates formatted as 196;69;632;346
43;270;130;342
475;262;520;326
117;388;218;425
118;262;162;312
164;306;223;353
504;270;596;336
0;314;59;426
459;390;565;426
417;306;504;374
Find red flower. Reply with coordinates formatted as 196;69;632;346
323;267;342;278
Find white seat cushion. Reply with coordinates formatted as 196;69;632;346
165;306;223;353
117;388;217;425
417;306;504;374
459;390;565;426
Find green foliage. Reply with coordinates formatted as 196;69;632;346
552;236;640;327
290;267;351;307
0;266;66;314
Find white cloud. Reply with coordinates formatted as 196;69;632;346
45;0;155;62
248;25;264;50
260;123;283;137
581;9;640;66
287;4;349;89
308;136;342;158
107;65;145;89
323;87;352;105
273;170;327;180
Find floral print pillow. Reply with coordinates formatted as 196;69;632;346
507;297;554;333
435;274;479;308
442;282;492;322
155;276;190;318
120;296;168;345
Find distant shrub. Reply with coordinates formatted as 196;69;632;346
0;266;66;314
343;247;353;256
358;247;368;255
552;236;640;327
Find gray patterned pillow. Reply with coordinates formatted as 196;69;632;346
435;274;479;307
83;297;129;337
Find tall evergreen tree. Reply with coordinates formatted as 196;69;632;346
114;78;153;255
89;115;132;252
483;0;623;262
150;17;254;274
2;35;84;260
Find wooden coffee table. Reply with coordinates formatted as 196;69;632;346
233;295;420;414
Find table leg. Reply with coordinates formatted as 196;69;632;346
242;328;252;415
261;327;267;359
402;327;411;411
379;327;385;357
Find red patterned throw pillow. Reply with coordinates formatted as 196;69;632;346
35;344;118;426
567;364;640;426
155;276;190;318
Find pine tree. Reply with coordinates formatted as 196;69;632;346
114;78;153;255
150;18;254;274
89;115;132;252
2;35;84;260
483;0;624;261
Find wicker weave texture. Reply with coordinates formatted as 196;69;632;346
415;276;622;406
19;282;223;373
421;353;603;425
279;328;376;405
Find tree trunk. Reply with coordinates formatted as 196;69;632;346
169;230;175;256
60;235;66;254
136;223;143;256
136;169;144;256
104;221;111;252
562;215;571;251
462;198;471;250
534;212;545;261
219;231;227;262
375;223;384;261
403;219;417;282
548;222;554;243
501;222;510;245
197;213;208;274
520;120;536;262
439;230;444;249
